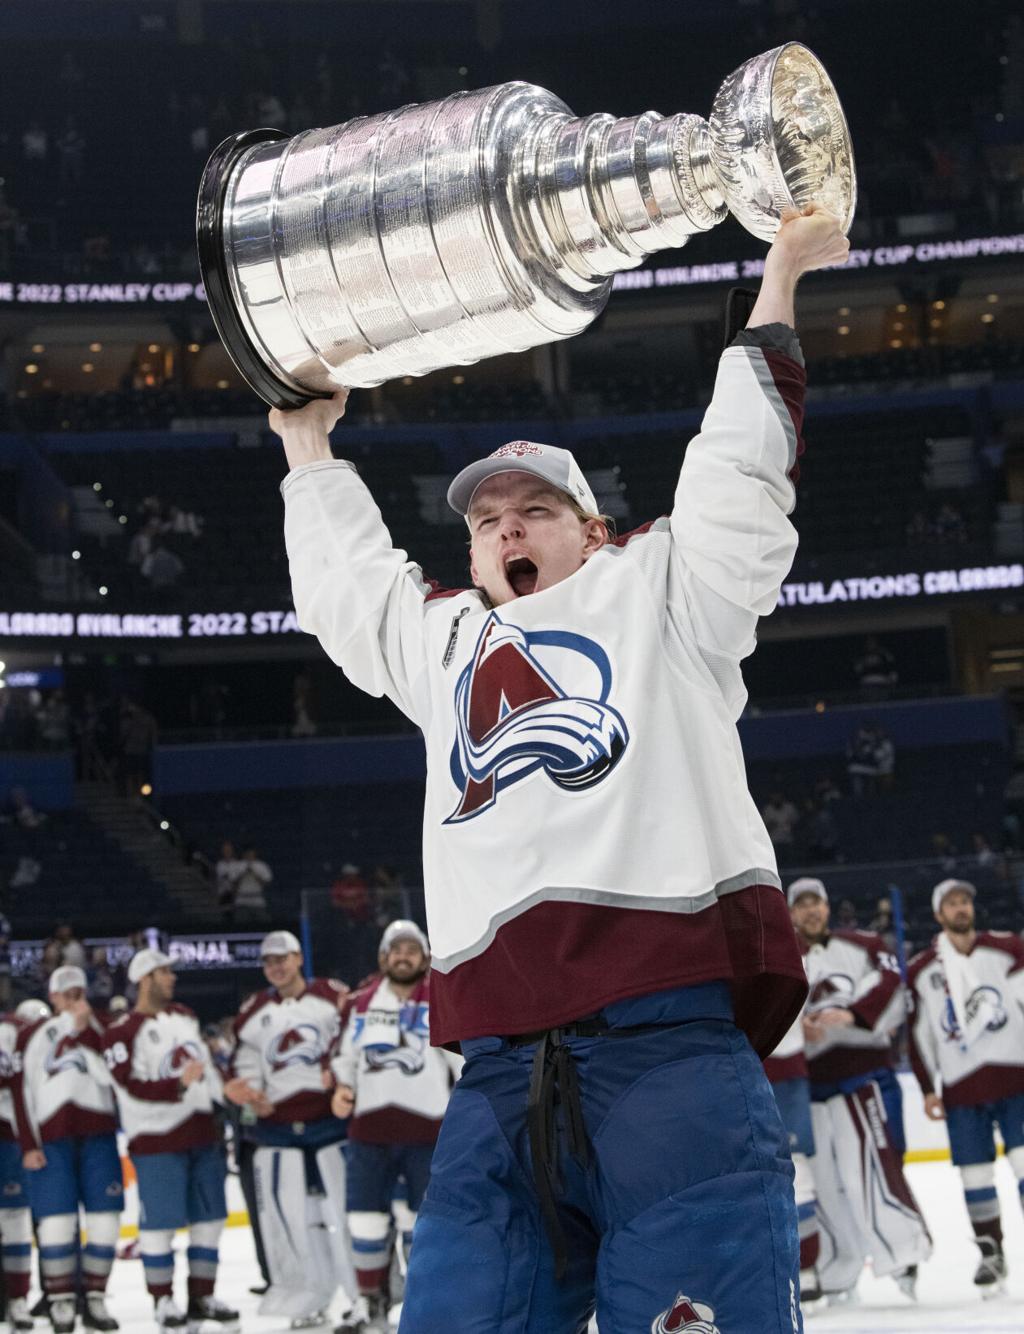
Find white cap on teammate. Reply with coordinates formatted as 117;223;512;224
15;999;51;1022
260;929;302;957
379;919;430;957
48;965;87;994
787;876;828;907
931;877;976;916
127;948;174;983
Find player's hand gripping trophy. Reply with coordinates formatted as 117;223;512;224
197;43;855;407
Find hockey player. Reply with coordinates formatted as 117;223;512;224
102;950;236;1333
271;204;850;1333
908;878;1024;1294
790;877;931;1302
223;930;359;1329
330;921;461;1327
12;967;122;1334
0;1003;45;1332
763;1013;821;1310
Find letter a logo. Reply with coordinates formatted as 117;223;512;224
445;613;628;823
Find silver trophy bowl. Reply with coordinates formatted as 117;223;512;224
196;42;854;407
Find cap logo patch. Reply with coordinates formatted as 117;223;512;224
490;441;544;459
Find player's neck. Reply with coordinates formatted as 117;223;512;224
276;976;306;1000
386;977;418;1001
945;927;976;955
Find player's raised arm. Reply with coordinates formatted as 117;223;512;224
271;391;435;721
668;205;847;714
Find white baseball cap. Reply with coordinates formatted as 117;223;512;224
379;920;430;957
15;999;51;1022
260;929;302;957
447;441;598;519
48;965;87;994
932;878;976;916
128;948;174;984
787;877;829;907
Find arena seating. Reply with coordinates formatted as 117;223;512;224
0;806;167;934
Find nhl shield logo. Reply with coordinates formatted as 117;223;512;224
651;1293;720;1334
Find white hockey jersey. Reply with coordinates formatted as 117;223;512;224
0;1014;21;1142
908;931;1024;1107
103;1003;222;1155
802;930;905;1084
283;327;809;1054
231;978;346;1125
13;1011;116;1150
332;975;461;1143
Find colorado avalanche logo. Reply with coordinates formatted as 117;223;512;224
158;1041;202;1079
445;613;629;823
941;985;1008;1041
44;1035;88;1077
651;1293;719;1333
807;973;855;1012
266;1024;324;1071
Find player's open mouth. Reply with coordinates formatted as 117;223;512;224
504;555;538;597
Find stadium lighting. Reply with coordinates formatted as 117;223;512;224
71;550;81;560
452;374;465;384
93;482;102;491
140;784;153;797
89;342;103;352
159;820;170;831
837;325;850;335
188;342;201;352
837;306;850;316
981;313;995;323
119;515;128;524
148;343;160;353
82;363;95;373
31;343;45;353
98;586;108;596
24;364;39;374
986;293;999;303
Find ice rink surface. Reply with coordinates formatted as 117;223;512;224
92;1160;1022;1333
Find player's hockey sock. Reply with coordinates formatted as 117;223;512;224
186;1219;223;1300
1008;1146;1024;1216
82;1212;119;1292
347;1210;391;1295
0;1207;33;1299
961;1163;1002;1246
36;1214;79;1296
140;1228;176;1299
793;1154;820;1277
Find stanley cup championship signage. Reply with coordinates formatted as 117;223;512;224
196;44;856;407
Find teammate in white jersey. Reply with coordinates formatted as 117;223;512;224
102;950;236;1334
790;877;931;1303
13;966;122;1334
0;1004;43;1332
272;206;849;1333
331;921;461;1325
908;878;1024;1293
224;930;359;1329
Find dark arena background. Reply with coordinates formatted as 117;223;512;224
1;1;1024;1329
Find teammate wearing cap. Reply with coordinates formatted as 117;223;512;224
271;206;849;1331
102;950;235;1333
907;878;1024;1294
789;876;931;1303
11;967;122;1334
0;1003;49;1332
223;930;359;1329
329;921;461;1327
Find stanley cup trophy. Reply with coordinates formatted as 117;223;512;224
196;43;855;408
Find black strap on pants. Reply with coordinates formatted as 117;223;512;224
515;1020;606;1281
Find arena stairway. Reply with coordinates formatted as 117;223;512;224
75;781;220;924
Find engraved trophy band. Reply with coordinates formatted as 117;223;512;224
196;42;855;408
